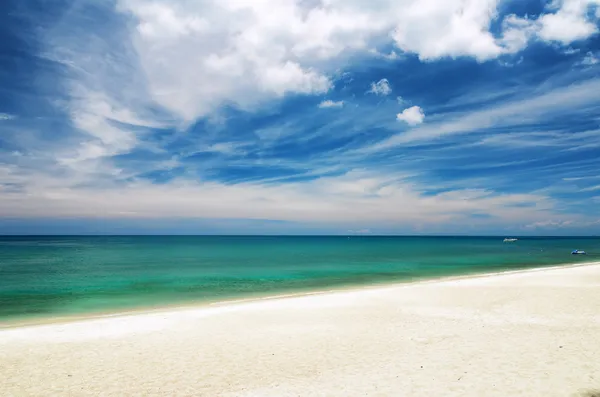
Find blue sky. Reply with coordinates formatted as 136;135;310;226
1;0;600;235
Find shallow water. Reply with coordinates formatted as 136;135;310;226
1;236;598;322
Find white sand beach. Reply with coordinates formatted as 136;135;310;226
1;263;600;397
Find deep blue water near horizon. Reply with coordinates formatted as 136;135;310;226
1;235;598;323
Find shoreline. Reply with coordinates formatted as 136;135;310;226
2;259;598;331
2;261;600;396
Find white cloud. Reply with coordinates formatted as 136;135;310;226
116;0;565;122
34;3;185;185
52;87;150;173
117;0;348;121
318;100;344;108
0;168;560;228
390;0;503;61
524;218;600;229
537;0;600;44
38;0;600;130
0;113;15;121
132;3;209;39
11;0;600;231
524;220;574;229
368;79;392;96
499;15;538;53
581;184;600;192
387;0;600;61
257;61;332;96
33;0;600;134
580;51;599;65
396;106;425;126
493;2;600;53
365;78;600;150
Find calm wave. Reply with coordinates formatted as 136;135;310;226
1;236;598;322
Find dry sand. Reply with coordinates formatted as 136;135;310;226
1;263;600;396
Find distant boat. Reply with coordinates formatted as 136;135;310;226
503;238;518;242
571;250;586;255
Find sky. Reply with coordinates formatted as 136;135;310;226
1;0;600;235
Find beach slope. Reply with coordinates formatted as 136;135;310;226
1;263;600;396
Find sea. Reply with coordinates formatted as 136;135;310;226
0;236;598;324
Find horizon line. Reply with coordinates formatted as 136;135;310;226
1;234;598;238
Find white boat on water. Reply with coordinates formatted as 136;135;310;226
503;238;518;242
571;249;586;255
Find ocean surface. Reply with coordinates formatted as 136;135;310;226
1;236;598;323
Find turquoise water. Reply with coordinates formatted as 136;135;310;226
1;236;598;323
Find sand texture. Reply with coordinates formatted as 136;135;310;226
1;263;600;396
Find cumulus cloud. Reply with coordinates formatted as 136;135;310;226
132;2;209;39
33;0;600;132
537;0;600;44
391;0;504;61
496;1;600;53
117;0;575;121
318;100;344;108
52;0;598;126
117;0;342;121
7;0;600;232
396;106;425;125
388;0;599;61
368;79;392;96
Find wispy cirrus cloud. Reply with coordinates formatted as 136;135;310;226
364;78;600;151
0;113;16;120
1;0;600;234
0;168;561;228
524;219;600;230
318;100;344;109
